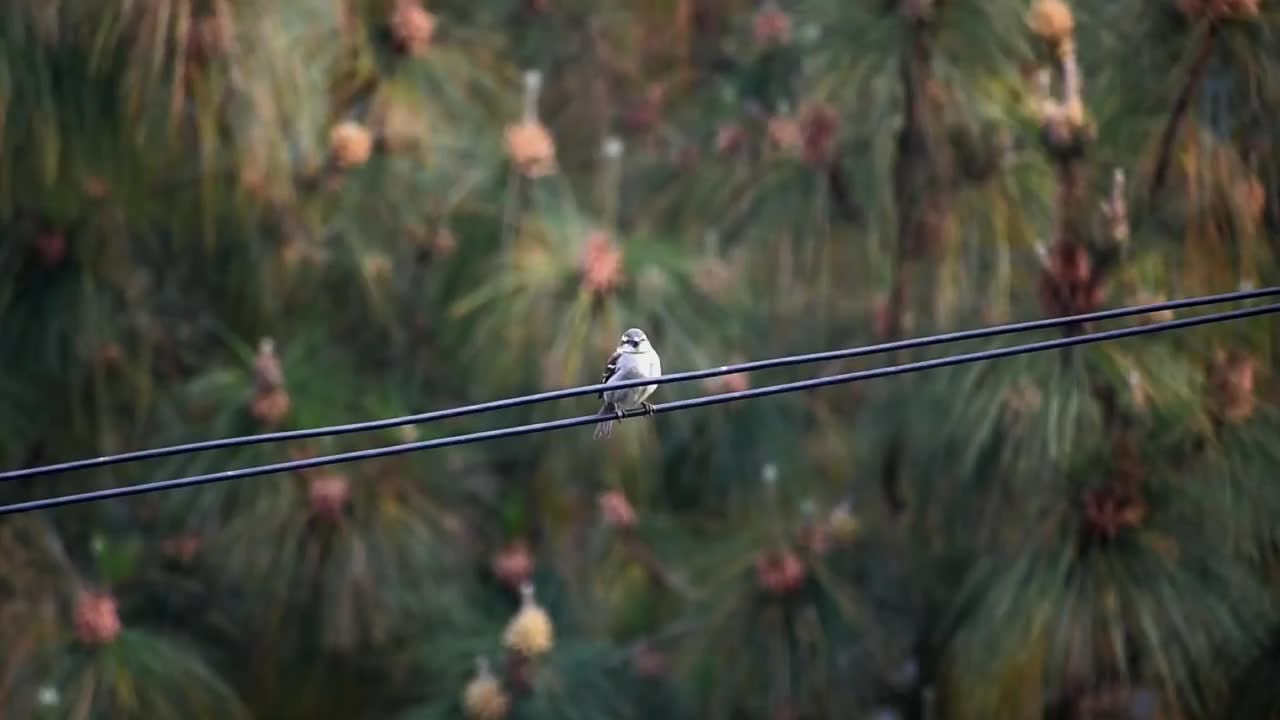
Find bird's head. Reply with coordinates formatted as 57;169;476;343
617;328;652;354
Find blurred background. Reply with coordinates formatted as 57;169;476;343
2;0;1279;718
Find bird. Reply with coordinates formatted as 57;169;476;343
593;328;662;440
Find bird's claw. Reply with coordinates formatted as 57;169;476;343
642;402;656;416
614;408;626;422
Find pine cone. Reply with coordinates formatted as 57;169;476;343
752;3;793;47
1083;436;1147;541
329;120;374;169
73;592;122;646
1235;174;1266;225
251;387;292;426
253;338;285;392
766;115;803;155
827;503;862;544
598;490;637;529
799;103;840;167
250;338;291;426
714;123;748;156
491;540;535;589
503;583;554;657
1038;241;1105;318
307;473;351;520
756;548;806;596
1208;348;1258;424
389;0;437;56
1083;486;1146;540
580;229;624;295
361;252;394;287
462;658;510;720
1027;0;1075;44
504;120;556;178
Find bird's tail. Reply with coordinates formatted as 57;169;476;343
593;401;616;440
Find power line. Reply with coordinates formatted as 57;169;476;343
4;286;1277;482
1;300;1275;516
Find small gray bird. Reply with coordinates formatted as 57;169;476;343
593;328;662;440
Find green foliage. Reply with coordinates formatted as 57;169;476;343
3;0;1280;718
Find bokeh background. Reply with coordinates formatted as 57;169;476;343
2;0;1280;718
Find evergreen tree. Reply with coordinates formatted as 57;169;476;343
1;1;1278;718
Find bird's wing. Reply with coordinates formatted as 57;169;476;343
598;350;622;399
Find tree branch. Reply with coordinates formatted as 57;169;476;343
1148;23;1218;206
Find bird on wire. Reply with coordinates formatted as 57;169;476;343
593;328;662;440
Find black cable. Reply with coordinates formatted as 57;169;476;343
1;300;1274;516
4;286;1277;482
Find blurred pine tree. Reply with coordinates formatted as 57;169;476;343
2;0;1279;718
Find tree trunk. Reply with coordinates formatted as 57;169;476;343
882;14;955;516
